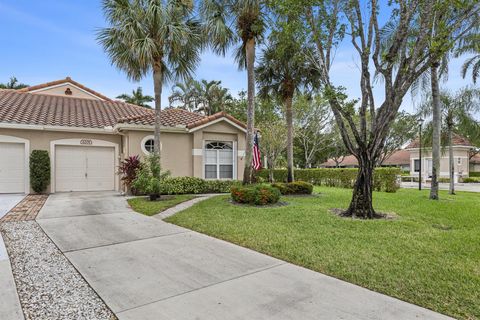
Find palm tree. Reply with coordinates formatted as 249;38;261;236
97;0;203;157
0;76;28;89
201;0;267;184
456;33;480;83
169;78;202;111
197;80;233;115
256;28;320;182
117;87;154;108
418;87;480;194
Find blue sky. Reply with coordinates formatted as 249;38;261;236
0;1;475;113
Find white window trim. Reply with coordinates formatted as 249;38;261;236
203;140;235;180
50;139;119;193
140;135;162;155
0;135;30;194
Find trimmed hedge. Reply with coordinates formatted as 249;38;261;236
271;181;313;195
469;172;480;177
160;177;240;195
463;177;480;183
231;184;281;205
258;168;400;193
30;150;50;193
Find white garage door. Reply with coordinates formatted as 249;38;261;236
0;142;25;193
55;146;115;192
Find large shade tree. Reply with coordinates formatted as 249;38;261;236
256;25;320;182
97;0;203;156
201;0;267;184
279;0;480;218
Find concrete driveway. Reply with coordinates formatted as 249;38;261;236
0;194;25;220
37;192;451;320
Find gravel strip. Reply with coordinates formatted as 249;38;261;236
0;221;116;320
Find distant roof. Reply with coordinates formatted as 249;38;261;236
406;133;473;149
322;149;410;167
471;153;480;164
0;90;246;131
17;77;112;102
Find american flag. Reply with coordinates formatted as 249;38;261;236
252;131;262;171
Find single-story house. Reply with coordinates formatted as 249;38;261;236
0;78;247;194
321;149;411;171
405;134;478;180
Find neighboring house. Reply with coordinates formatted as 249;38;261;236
321;149;411;171
405;134;478;180
0;78;246;194
471;153;480;173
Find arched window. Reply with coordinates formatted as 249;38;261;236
205;141;233;179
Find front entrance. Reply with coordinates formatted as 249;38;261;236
55;145;115;192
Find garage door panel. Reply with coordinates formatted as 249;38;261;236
55;145;114;192
0;142;25;193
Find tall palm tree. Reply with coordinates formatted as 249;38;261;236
256;29;320;182
201;0;267;184
456;33;480;83
117;87;154;108
0;76;28;89
418;87;480;194
97;0;203;157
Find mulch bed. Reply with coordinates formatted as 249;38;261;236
1;195;49;223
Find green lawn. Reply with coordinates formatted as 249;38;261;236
166;187;480;319
128;195;196;216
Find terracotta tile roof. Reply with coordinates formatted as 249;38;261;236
17;77;112;101
406;133;473;148
186;111;247;129
0;91;247;131
117;108;205;127
471;153;480;164
322;149;410;167
0;90;150;128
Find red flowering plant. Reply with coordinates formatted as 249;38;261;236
118;155;142;195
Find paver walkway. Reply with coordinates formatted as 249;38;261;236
1;194;48;222
37;192;452;320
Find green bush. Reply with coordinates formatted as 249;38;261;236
271;181;313;195
463;177;480;183
469;172;480;177
438;178;450;183
231;184;281;205
160;177;240;195
30;150;50;193
132;154;170;199
257;167;400;193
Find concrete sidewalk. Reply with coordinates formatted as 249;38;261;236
37;192;452;320
0;232;24;320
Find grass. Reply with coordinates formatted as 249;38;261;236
166;187;480;319
128;195;196;216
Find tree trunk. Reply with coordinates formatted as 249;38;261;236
268;157;274;182
342;153;376;219
448;127;455;195
243;38;256;184
285;94;294;182
430;63;441;200
153;59;163;157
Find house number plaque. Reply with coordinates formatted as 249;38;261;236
80;139;93;145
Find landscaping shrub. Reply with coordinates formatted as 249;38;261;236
271;181;313;195
257;167;400;193
469;172;480;177
160;177;240;195
463;177;480;183
230;184;281;205
132;154;170;200
30;150;50;193
118;155;142;195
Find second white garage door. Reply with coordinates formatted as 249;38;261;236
55;146;115;192
0;142;25;193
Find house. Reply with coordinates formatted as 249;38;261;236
321;149;411;171
0;78;246;194
405;134;478;180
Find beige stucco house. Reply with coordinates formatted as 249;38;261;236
0;78;247;194
405;134;478;181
